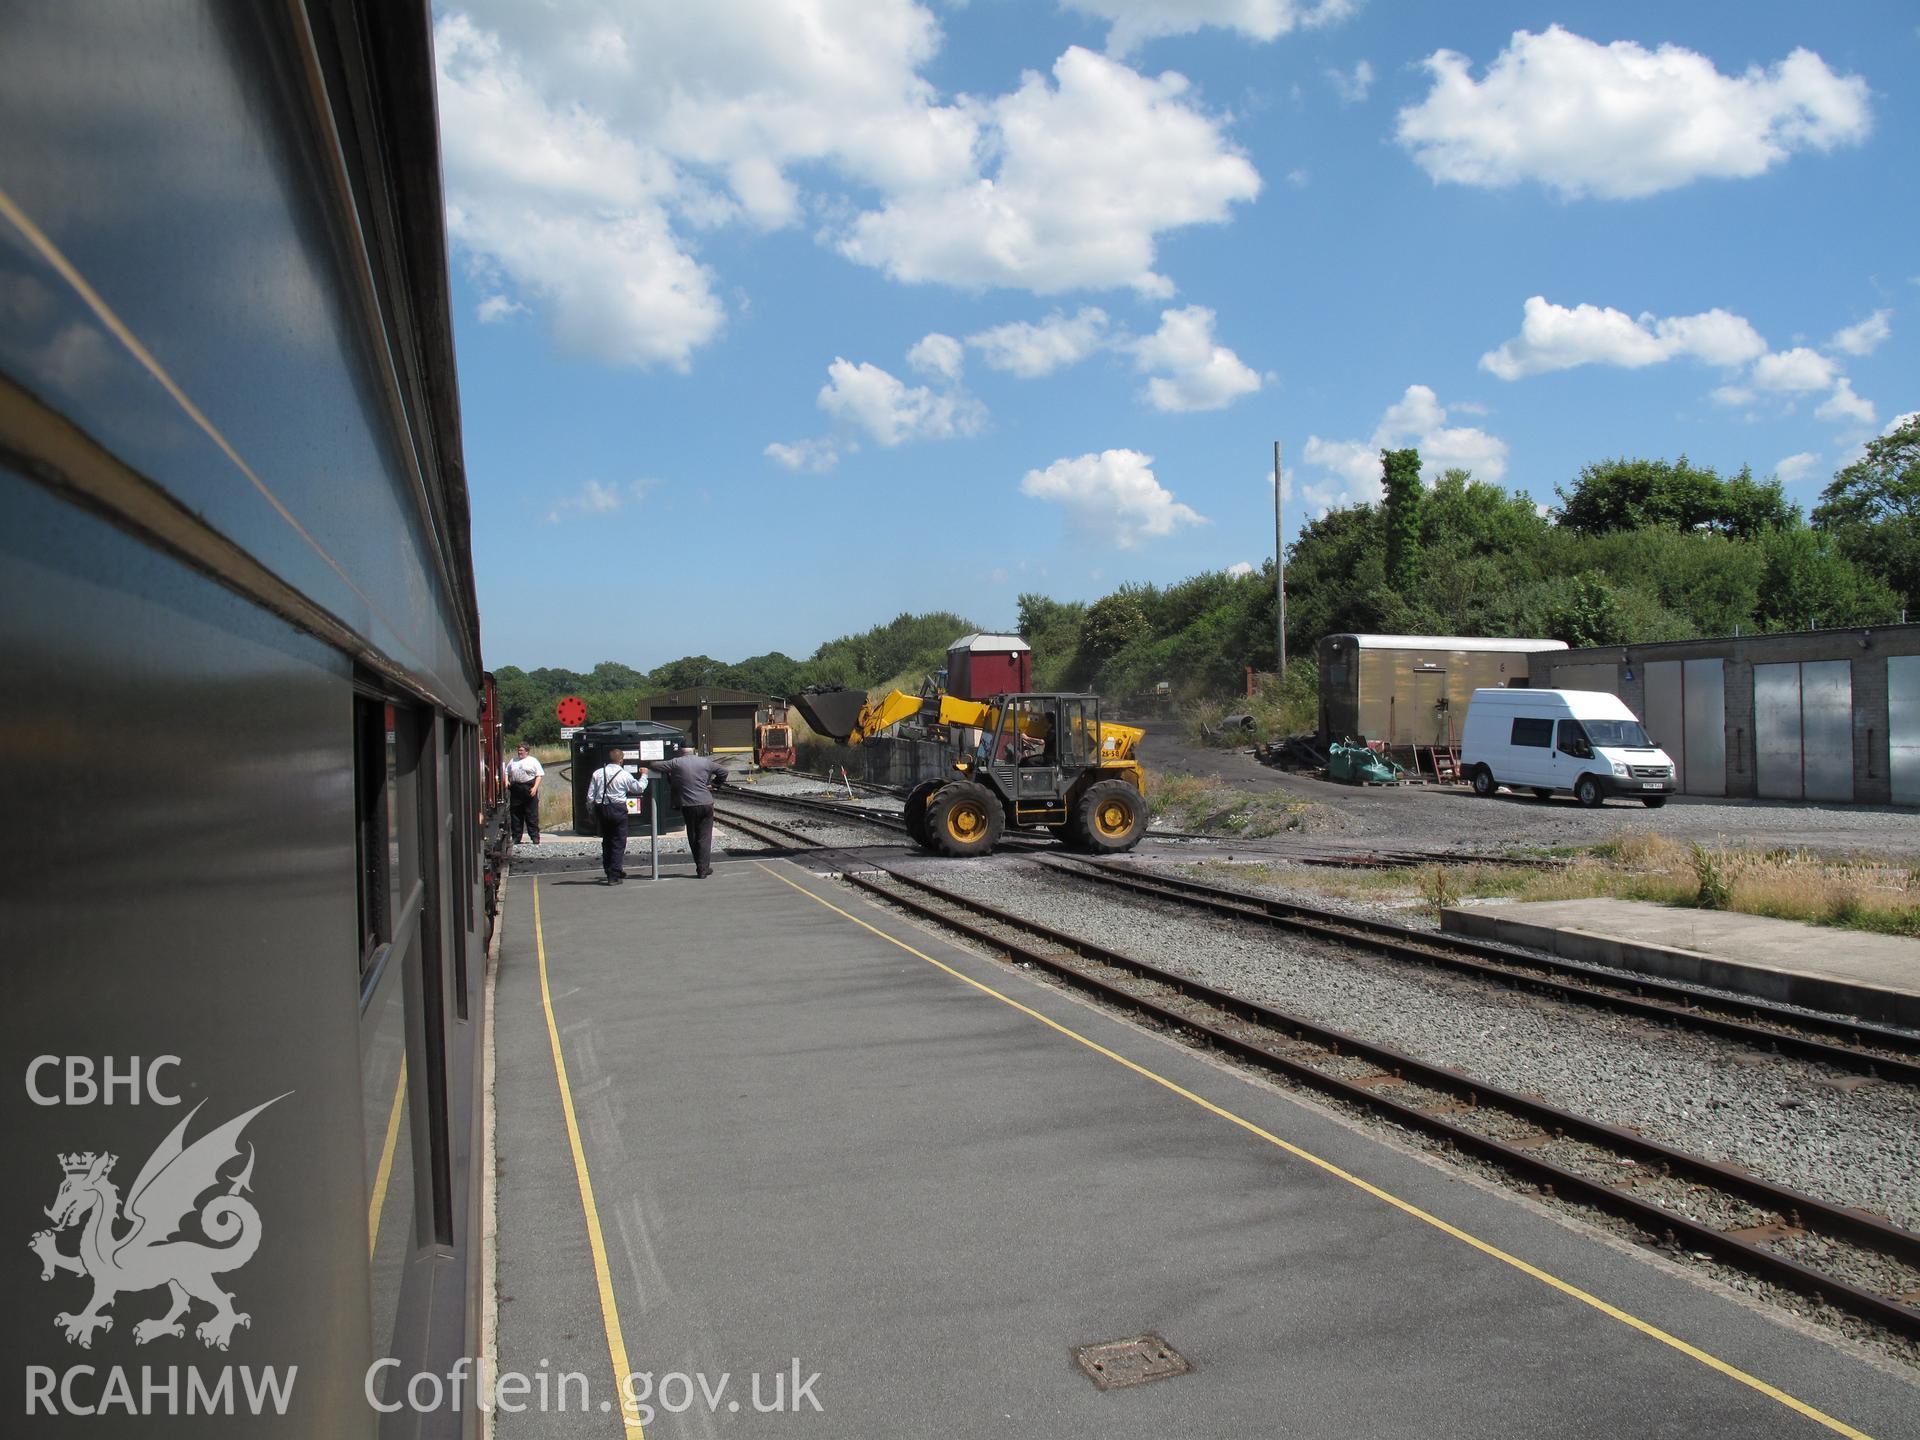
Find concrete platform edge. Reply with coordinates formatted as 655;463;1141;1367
1443;907;1920;1028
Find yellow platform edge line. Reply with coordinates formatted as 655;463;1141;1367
366;1054;407;1261
533;878;644;1434
756;860;1874;1440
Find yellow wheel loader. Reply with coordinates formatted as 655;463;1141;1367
793;683;1148;858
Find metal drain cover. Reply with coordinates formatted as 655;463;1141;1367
1071;1334;1190;1390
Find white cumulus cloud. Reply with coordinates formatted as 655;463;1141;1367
838;47;1260;297
907;332;966;381
818;357;986;446
1815;377;1875;427
1751;346;1838;393
1301;385;1509;511
436;6;1266;369
1326;59;1373;104
1774;452;1821;485
968;308;1112;377
1827;310;1891;357
763;437;844;473
1397;26;1870;200
546;478;649;524
1127;304;1262;411
1226;560;1256;577
1480;296;1768;380
1019;449;1206;548
1061;0;1357;55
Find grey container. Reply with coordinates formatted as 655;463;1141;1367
571;720;688;833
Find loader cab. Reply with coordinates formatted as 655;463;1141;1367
975;693;1097;823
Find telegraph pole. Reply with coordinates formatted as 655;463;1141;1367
1273;440;1287;678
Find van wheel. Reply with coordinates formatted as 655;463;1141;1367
1531;788;1553;801
1575;775;1604;808
1641;796;1668;809
1470;767;1496;797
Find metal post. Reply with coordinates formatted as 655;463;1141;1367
1273;440;1287;679
648;783;659;881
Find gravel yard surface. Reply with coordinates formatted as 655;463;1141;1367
1141;732;1920;858
888;856;1920;1233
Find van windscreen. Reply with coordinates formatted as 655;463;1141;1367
1584;719;1652;748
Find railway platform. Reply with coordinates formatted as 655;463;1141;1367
490;854;1920;1439
1444;899;1920;1028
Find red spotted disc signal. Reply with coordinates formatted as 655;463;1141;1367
556;696;587;727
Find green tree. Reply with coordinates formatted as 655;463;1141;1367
1813;415;1920;611
1079;590;1153;667
1380;447;1424;593
1752;528;1901;631
1540;571;1627;648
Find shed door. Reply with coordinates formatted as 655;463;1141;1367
710;703;756;752
1800;660;1853;802
1892;657;1920;806
1411;670;1447;746
1754;664;1803;799
653;705;698;742
1682;659;1726;797
1644;662;1685;792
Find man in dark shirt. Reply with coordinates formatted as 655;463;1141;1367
646;751;730;878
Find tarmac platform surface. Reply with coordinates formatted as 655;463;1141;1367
1443;898;1920;1028
491;853;1920;1439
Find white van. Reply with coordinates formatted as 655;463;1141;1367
1459;689;1676;808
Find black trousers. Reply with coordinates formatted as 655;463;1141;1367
682;804;715;875
509;782;539;841
598;802;629;879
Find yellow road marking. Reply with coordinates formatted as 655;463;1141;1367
757;861;1874;1440
534;879;644;1434
367;1055;407;1260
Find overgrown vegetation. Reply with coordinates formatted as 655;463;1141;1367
497;424;1915;745
1190;833;1920;939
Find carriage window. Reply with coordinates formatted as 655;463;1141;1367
354;697;395;972
1510;717;1553;748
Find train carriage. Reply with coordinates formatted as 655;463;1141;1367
1;4;496;1434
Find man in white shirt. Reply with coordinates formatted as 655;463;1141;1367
504;744;546;845
586;749;650;885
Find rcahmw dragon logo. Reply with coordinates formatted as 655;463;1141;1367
28;1095;287;1351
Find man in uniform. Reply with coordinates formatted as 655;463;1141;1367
645;750;730;878
586;748;649;884
504;743;545;844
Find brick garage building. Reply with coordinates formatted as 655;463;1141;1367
634;687;774;755
1528;625;1920;805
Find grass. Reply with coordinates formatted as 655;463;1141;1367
1144;772;1322;837
1190;832;1920;939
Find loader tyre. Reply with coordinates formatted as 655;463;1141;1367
903;781;942;849
1075;779;1145;854
924;781;1004;858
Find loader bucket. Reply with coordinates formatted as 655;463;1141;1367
792;686;868;741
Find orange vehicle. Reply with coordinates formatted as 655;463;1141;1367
753;702;798;769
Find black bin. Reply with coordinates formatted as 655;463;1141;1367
570;721;688;835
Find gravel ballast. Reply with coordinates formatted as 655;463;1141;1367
887;856;1920;1234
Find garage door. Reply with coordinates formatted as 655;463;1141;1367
1755;661;1854;802
710;703;756;753
652;706;697;743
1890;656;1919;805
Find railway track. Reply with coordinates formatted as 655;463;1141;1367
1039;858;1920;1086
848;863;1920;1343
710;803;1920;1341
726;785;1567;867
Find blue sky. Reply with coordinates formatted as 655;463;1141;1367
440;2;1918;672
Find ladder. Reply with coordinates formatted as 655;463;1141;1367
1426;745;1461;784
